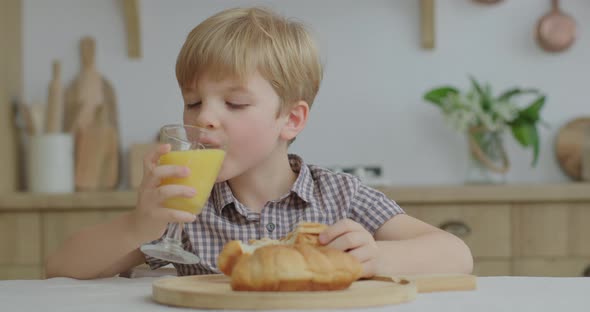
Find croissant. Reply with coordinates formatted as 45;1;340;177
217;222;362;291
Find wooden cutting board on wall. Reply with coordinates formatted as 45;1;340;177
64;37;120;190
556;117;590;181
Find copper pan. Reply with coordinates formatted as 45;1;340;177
536;0;576;52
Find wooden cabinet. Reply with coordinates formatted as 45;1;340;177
42;211;125;260
1;184;589;279
379;183;590;278
0;212;41;266
513;258;590;277
404;204;511;258
0;192;134;279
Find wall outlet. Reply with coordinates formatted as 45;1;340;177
329;165;389;185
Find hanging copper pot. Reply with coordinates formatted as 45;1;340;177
536;0;576;52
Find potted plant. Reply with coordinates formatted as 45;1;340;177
423;76;546;183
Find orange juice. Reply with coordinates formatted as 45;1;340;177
159;149;225;214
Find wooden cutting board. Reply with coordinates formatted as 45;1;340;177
555;117;590;181
152;274;476;310
64;37;120;190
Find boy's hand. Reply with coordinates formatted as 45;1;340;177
319;219;378;278
131;144;197;242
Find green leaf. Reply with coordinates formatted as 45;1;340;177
530;125;540;167
511;123;533;147
469;76;492;111
469;76;484;96
498;88;539;102
519;96;545;122
423;87;459;107
510;122;540;166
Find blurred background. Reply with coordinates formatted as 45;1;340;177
15;0;590;186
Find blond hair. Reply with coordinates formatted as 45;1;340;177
176;7;323;114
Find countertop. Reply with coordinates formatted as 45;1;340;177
1;276;589;311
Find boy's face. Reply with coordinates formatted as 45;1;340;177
181;71;289;182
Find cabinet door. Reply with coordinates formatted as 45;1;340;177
512;203;568;257
473;259;512;276
403;204;511;258
0;265;43;280
569;203;590;256
513;258;590;277
0;212;41;265
42;211;126;261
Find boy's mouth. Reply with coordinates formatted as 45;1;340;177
198;137;224;149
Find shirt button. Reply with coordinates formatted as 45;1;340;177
266;223;276;233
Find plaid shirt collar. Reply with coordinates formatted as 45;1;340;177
211;154;315;213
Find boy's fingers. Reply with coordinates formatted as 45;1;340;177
347;245;373;263
361;260;376;278
152;165;190;179
325;232;365;251
145;165;190;188
143;144;171;172
155;185;196;202
319;218;363;245
152;207;196;223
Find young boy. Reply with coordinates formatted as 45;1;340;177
46;7;472;279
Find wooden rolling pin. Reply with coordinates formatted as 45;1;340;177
45;60;63;133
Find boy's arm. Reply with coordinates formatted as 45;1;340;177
45;212;146;280
320;216;473;277
373;214;474;276
45;144;199;280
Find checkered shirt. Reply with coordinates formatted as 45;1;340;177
144;154;404;275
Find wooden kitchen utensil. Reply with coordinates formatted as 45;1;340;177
29;102;45;135
152;274;476;310
582;133;590;181
536;0;576;53
66;37;104;133
74;105;119;190
420;0;435;49
123;0;141;58
555;117;590;180
153;274;416;309
45;60;63;133
65;36;120;190
129;143;159;189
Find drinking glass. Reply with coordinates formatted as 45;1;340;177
140;124;226;264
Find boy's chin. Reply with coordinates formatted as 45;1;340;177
215;170;233;183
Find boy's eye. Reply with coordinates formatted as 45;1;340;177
226;101;247;109
186;101;201;109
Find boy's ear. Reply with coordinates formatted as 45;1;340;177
280;100;309;141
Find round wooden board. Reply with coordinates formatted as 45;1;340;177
152;274;417;310
555;117;590;180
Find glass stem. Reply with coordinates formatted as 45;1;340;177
164;222;183;244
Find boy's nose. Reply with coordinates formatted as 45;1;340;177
194;105;220;129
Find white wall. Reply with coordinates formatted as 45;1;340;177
23;0;590;186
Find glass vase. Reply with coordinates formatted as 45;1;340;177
465;127;509;184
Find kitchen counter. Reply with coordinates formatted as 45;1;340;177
1;276;588;311
2;183;590;211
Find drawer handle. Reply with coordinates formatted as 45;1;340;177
439;221;471;238
583;265;590;277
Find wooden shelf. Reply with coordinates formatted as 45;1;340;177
0;191;136;211
1;183;590;211
376;183;590;204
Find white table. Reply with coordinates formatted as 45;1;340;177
1;276;589;311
